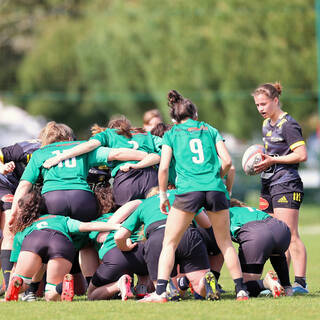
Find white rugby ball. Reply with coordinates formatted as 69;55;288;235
242;144;264;176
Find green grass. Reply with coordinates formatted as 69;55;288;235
1;206;319;320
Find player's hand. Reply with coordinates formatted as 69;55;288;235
122;238;137;251
120;163;134;172
42;156;62;169
159;191;170;214
0;161;15;175
254;154;274;173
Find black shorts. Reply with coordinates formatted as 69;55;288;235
236;217;291;272
260;179;304;213
112;167;158;206
43;190;99;222
144;227;209;281
92;243;148;287
196;227;221;256
173;191;229;214
0;186;13;211
21;229;76;264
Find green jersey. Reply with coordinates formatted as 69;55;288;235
122;190;177;236
90;129;159;177
89;213;140;259
162;119;227;195
21;141;111;194
11;214;82;262
229;206;271;238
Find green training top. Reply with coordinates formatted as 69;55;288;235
121;190;177;236
89;213;140;260
229;206;271;239
162;119;227;195
21;141;111;194
90;128;159;177
10;214;82;263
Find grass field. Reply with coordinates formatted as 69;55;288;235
1;204;319;320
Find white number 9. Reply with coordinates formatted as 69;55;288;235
189;139;204;164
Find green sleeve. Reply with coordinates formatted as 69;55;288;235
66;217;82;234
152;135;163;154
162;131;172;148
87;147;112;167
20;154;41;184
208;125;223;144
89;131;108;147
121;208;142;233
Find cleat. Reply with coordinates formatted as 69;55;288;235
259;289;271;296
189;281;194;295
263;271;284;298
138;291;167;303
292;282;309;294
236;289;249;301
21;291;37;302
117;274;134;301
166;279;181;301
5;276;23;301
61;274;74;302
203;271;220;301
134;283;147;299
217;283;226;294
284;286;293;297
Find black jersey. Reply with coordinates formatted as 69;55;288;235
0;140;41;192
261;113;305;185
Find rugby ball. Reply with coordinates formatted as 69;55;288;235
242;144;264;176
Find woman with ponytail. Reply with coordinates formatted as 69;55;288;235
252;82;308;294
5;190;120;302
141;90;249;302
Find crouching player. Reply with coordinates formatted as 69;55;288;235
230;199;292;297
114;188;220;302
5;191;120;302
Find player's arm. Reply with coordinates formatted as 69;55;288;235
158;144;172;213
216;140;232;178
78;221;121;232
9;180;33;227
43;139;101;169
225;165;235;196
194;210;212;228
107;148;148;162
114;227;136;251
107;200;142;225
120;153;160;172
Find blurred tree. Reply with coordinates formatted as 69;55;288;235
0;0;316;139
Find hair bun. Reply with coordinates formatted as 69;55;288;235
168;90;183;107
272;82;282;96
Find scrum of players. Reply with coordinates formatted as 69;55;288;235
0;82;308;302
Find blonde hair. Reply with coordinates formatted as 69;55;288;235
39;121;74;147
143;109;163;125
91;124;106;136
251;82;282;100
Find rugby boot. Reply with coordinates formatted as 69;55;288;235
61;274;74;301
5;276;23;301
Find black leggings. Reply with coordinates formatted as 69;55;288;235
43;189;99;222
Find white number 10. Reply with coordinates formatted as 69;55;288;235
52;150;76;168
189;139;204;164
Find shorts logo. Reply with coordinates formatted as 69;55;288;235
259;197;269;211
293;192;301;202
1;194;14;203
277;196;288;203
